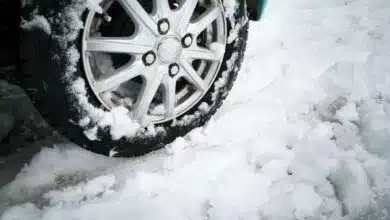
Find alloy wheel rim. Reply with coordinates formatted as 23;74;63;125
82;0;227;125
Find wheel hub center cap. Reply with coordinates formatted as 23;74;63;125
157;36;182;63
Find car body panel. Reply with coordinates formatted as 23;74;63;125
246;0;267;21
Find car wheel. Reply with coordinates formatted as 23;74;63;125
21;0;249;157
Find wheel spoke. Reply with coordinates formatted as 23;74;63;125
162;76;177;118
175;0;199;34
132;65;166;122
86;37;153;54
188;6;220;36
117;0;158;36
179;58;207;92
153;0;171;19
94;62;145;93
183;46;220;61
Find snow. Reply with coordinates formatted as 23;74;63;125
20;15;51;35
43;174;116;206
211;52;238;102
2;0;390;219
72;78;142;141
99;107;141;140
209;42;226;60
227;17;248;44
85;0;103;14
223;0;238;18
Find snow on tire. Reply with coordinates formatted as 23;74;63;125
20;0;249;157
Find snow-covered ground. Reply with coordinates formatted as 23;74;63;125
1;0;390;219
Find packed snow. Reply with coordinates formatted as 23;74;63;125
1;0;390;219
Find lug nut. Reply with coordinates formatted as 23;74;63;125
158;19;170;35
143;51;156;66
182;34;193;48
169;63;180;76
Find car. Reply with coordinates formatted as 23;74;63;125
1;0;267;157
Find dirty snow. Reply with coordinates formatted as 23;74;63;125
2;0;390;219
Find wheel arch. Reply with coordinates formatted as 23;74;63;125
245;0;267;21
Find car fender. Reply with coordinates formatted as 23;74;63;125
246;0;268;21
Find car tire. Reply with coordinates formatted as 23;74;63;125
21;0;249;157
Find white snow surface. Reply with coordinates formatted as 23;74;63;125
2;0;390;219
85;0;103;14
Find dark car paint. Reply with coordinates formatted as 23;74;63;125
247;0;268;21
